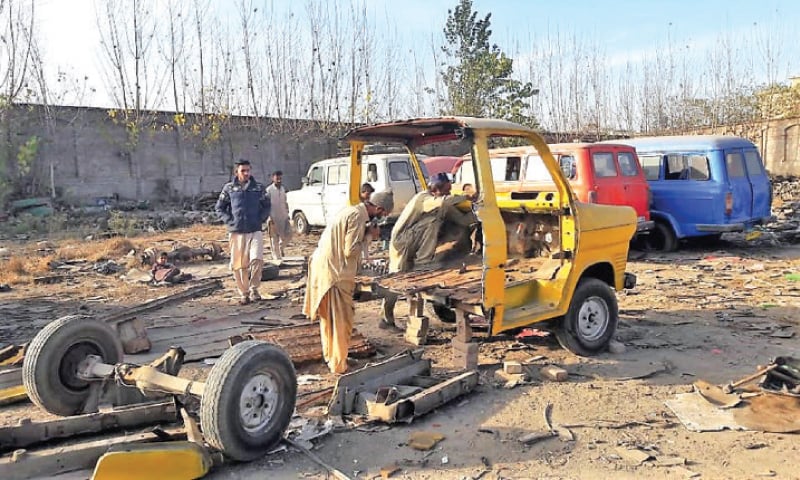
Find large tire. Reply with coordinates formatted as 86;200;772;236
292;212;310;235
555;278;618;357
200;341;296;462
643;221;678;252
426;302;456;323
23;315;123;416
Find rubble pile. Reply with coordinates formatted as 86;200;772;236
771;175;800;203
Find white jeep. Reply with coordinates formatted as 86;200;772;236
287;153;429;234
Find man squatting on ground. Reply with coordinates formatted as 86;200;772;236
266;170;292;261
215;159;271;305
381;172;478;329
303;191;394;374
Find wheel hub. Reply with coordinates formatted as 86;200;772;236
577;296;609;342
59;342;102;391
239;373;279;433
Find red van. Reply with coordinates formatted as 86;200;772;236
452;143;653;234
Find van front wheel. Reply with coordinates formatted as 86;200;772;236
292;212;310;235
555;278;618;356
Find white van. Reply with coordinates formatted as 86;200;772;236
286;153;429;234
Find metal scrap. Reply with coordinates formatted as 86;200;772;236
328;350;478;423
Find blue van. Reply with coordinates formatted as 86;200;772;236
610;135;772;251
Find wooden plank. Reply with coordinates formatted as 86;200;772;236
0;429;185;480
0;401;177;451
99;279;222;326
242;323;375;364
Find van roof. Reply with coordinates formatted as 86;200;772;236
607;135;756;152
488;142;633;156
310;153;413;166
343;116;534;144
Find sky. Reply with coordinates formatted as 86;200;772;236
29;0;800;110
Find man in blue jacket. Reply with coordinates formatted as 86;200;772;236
215;159;271;305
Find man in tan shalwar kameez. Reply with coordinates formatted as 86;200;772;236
303;191;394;374
381;173;477;329
266;171;292;260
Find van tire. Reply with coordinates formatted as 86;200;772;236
643;222;678;252
292;212;310;235
555;278;618;356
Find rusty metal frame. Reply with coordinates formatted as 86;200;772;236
328;350;478;423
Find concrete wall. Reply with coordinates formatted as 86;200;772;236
684;117;800;176
7;105;340;202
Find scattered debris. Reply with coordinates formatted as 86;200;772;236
328;350;478;423
518;431;557;445
284;438;352;480
540;365;568;382
93;260;123;275
380;464;400;479
693;380;742;409
615;447;653;465
503;361;523;374
495;369;530;389
608;340;626;354
407;431;445;451
666;392;748;432
297;374;324;385
515;328;550;340
653;456;686;467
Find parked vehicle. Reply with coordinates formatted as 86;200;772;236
451;143;653;234
346;117;638;356
286;153;429;234
610;135;773;251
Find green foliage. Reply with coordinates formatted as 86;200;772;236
107;210;139;236
440;0;537;127
16;135;40;177
754;82;800;120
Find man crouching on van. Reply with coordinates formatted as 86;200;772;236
303;191;393;374
215;159;271;305
381;172;478;330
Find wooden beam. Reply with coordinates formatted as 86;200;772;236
0;401;178;451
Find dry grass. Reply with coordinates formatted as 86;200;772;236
0;224;225;288
56;237;137;262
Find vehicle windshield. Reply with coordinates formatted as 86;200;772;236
523;155;552;182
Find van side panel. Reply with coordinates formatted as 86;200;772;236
649;153;726;238
743;149;772;220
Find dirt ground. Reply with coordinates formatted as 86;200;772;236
1;224;799;480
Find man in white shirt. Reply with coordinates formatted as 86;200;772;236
265;170;292;260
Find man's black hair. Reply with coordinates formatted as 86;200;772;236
235;159;251;166
272;170;283;177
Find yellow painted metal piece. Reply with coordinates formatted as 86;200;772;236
91;441;212;480
348;141;366;206
0;385;27;406
471;131;507;317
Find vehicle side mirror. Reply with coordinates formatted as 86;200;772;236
301;176;309;185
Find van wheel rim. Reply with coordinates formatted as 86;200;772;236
239;373;279;433
577;296;609;341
